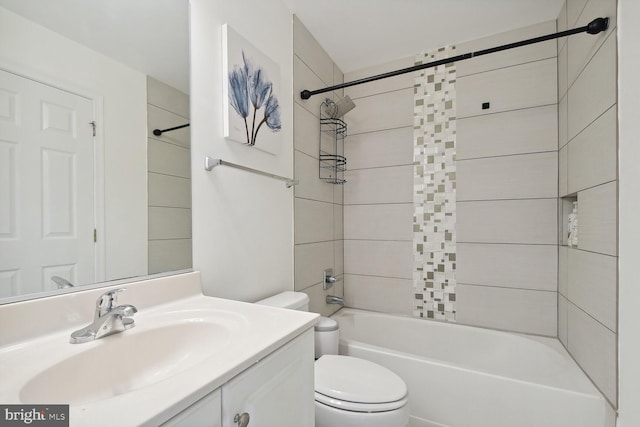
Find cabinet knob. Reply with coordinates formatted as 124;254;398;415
234;412;250;427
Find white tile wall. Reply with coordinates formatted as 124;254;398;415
457;199;558;244
345;127;413;170
148;239;192;274
567;33;617;140
333;204;343;240
558;2;568;50
294;241;334;291
147;77;191;275
293;18;344;315
567;0;618;85
293;103;320;158
558;42;568;100
344;56;414;99
456;20;557;78
294;55;327;116
148;207;192;240
558;294;568;346
333;175;344;204
344;240;412;279
457;105;557;160
578;181;618;256
342;56;417;315
567;249;617;331
457;58;557;119
567;0;589;28
344;274;413;316
333;64;344;98
148;173;191;208
147;78;189;117
457;243;557;291
559;1;618;408
559;246;569;297
303;280;344;317
344;204;413;241
148;139;191;179
294;150;334;203
568;105;617;194
456;284;557;336
457;152;558;201
293;16;334;86
294;198;334;244
334;240;344;276
147;105;190;149
559;94;568;149
346;88;414;135
559;145;568;196
344;165;413;205
568;302;617;403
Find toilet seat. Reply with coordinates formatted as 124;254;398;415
314;355;408;413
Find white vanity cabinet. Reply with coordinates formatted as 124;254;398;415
162;329;314;427
221;329;315;427
162;389;222;427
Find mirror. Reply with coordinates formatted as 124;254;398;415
0;0;191;303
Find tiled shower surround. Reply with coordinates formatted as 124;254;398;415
340;1;617;412
412;47;457;321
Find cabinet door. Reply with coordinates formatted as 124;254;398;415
222;330;314;427
161;388;222;427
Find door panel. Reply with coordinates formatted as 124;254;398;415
0;69;95;297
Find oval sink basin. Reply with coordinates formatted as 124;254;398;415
20;319;230;405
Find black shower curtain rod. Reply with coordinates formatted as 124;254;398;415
153;123;190;136
300;17;609;100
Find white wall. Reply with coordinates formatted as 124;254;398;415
617;0;640;424
190;0;294;301
0;6;148;282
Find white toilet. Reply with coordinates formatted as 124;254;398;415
256;292;409;427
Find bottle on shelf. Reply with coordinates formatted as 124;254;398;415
567;201;578;247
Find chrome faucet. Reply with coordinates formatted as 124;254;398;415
51;276;73;289
70;288;137;344
326;295;344;305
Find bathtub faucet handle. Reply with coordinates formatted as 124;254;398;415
323;268;341;290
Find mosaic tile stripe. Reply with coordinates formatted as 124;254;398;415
413;46;457;321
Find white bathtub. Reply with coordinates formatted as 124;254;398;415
331;308;608;427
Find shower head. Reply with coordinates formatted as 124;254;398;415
323;95;356;119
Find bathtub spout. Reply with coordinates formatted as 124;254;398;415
326;295;344;305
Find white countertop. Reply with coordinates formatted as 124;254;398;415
0;272;319;426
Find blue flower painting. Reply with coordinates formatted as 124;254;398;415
228;51;281;146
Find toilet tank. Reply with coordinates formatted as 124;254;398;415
256;291;339;358
255;291;309;311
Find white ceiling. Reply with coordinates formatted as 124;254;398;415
0;0;190;93
0;0;565;93
282;0;565;73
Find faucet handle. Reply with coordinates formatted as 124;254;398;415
95;288;126;318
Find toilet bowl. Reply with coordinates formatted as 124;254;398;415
256;292;409;427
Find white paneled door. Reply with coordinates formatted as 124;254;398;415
0;69;95;298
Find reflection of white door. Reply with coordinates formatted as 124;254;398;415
0;69;95;297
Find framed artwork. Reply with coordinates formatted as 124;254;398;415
222;24;282;155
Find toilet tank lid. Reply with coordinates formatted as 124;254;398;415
255;291;309;310
315;316;338;332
